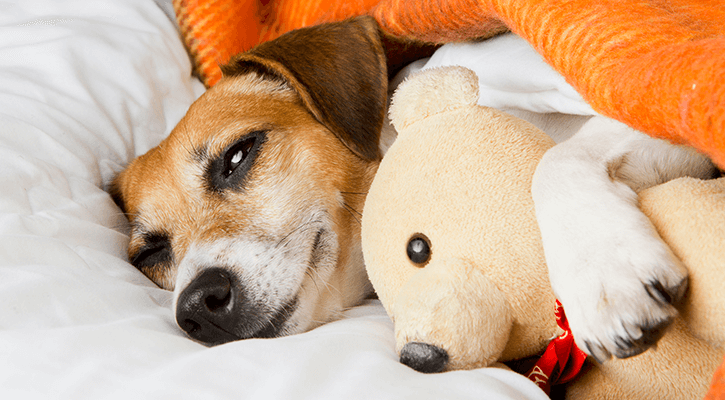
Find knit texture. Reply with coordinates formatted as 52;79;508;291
174;0;381;87
372;0;725;168
708;357;725;400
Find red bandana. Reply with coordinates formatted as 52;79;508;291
525;300;588;395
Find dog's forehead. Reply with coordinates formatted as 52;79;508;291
121;79;308;199
117;72;367;244
174;78;314;153
120;108;319;224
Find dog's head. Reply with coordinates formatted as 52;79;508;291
111;17;387;345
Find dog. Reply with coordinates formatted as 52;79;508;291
111;15;718;362
110;16;409;345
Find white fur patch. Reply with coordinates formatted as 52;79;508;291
172;209;341;335
532;116;715;360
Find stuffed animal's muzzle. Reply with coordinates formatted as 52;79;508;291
392;257;513;372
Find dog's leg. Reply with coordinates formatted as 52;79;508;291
532;116;717;362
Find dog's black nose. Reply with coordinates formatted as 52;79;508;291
175;268;241;345
400;342;449;373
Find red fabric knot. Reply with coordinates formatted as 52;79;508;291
525;300;588;395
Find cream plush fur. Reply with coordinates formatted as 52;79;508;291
361;66;725;399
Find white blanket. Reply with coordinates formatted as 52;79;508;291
395;33;596;116
0;1;552;399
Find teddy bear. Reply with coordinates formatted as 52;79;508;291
361;66;725;399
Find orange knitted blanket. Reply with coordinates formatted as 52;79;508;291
373;0;725;169
174;0;725;167
173;0;382;87
708;356;725;400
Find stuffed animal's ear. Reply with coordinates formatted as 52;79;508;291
221;16;387;162
389;66;479;132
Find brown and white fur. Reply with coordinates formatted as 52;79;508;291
111;17;392;345
112;15;718;361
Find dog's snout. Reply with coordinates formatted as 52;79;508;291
176;268;240;345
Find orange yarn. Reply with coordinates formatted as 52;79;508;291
371;0;506;43
706;356;725;400
372;0;725;168
173;0;381;87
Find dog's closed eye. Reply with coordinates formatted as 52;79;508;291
131;233;172;271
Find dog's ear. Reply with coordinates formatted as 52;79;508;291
221;16;387;161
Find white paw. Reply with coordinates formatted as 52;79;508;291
544;206;687;362
531;114;701;363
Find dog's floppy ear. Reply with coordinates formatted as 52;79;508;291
221;16;387;161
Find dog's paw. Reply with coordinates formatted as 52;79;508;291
548;218;688;363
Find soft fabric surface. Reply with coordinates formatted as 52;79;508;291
372;0;725;169
173;0;381;86
392;33;596;116
708;356;725;400
643;177;725;400
0;1;551;399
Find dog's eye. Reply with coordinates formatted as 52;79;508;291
206;130;267;192
131;234;171;271
407;234;432;266
224;137;256;177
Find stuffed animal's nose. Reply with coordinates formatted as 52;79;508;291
175;268;241;345
400;342;449;373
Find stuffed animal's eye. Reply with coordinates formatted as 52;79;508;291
407;234;431;265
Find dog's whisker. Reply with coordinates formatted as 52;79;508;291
345;203;362;217
274;219;324;249
107;211;135;234
177;122;201;160
316;307;345;323
275;227;320;252
307;264;341;296
342;203;362;225
305;268;322;294
110;210;138;220
340;191;368;196
267;300;298;335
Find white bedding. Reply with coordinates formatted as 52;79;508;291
0;1;555;399
392;33;596;116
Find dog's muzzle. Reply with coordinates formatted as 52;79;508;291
175;267;296;345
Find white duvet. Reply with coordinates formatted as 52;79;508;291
0;1;576;399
